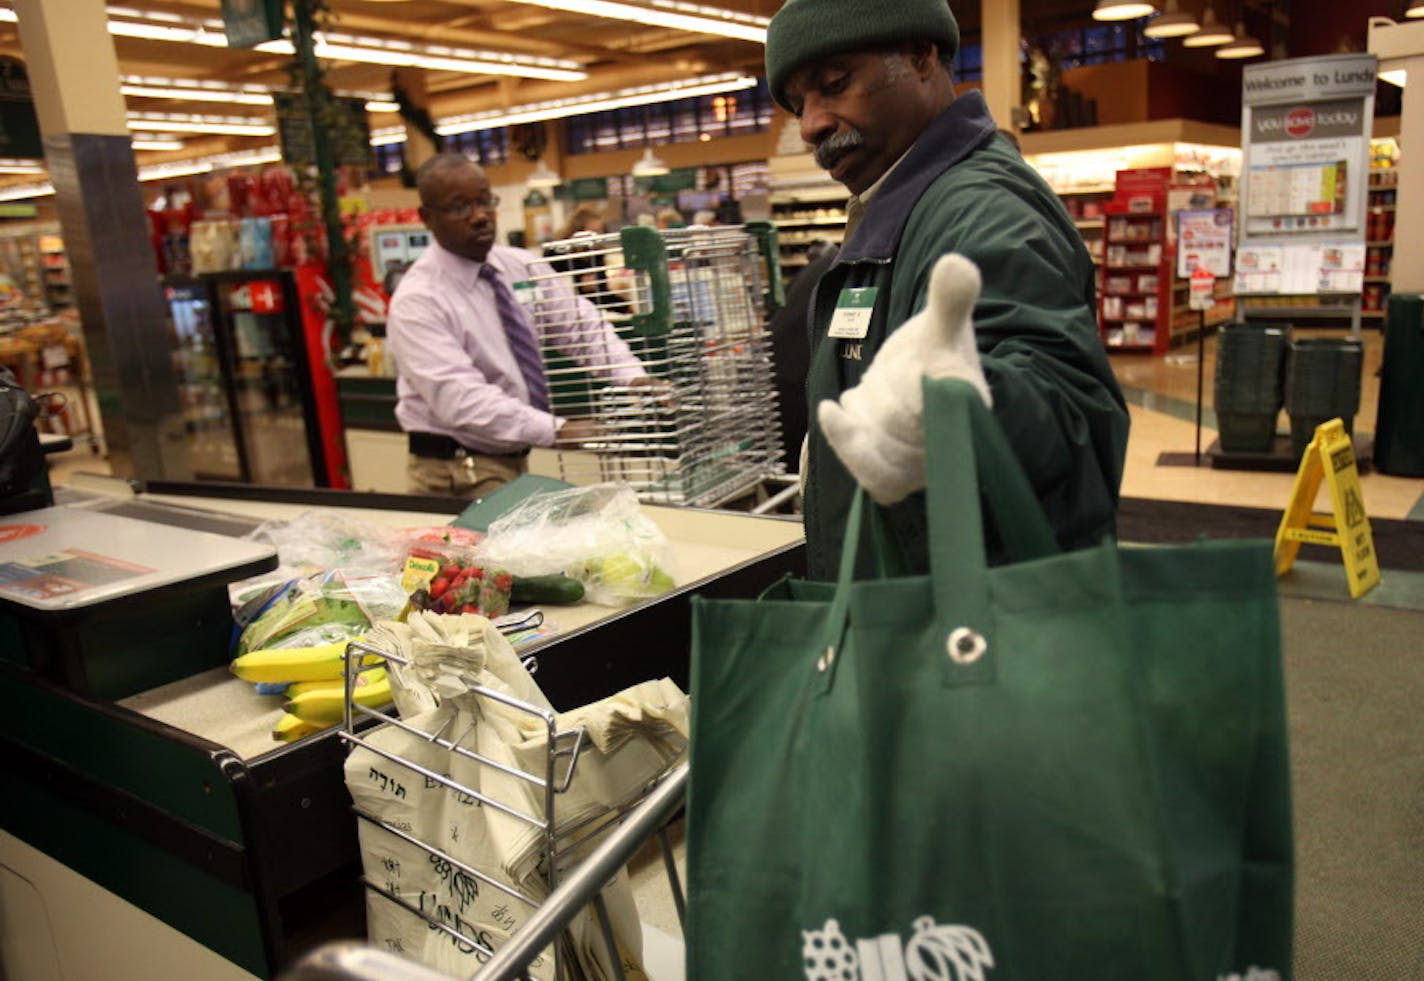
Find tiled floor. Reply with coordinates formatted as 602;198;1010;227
1112;326;1424;521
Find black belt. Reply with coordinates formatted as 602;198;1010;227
408;432;529;459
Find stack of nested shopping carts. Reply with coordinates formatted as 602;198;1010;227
535;223;786;509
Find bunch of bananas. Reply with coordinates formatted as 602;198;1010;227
230;636;392;743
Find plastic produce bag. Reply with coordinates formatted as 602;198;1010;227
475;484;674;606
235;570;407;655
245;509;412;577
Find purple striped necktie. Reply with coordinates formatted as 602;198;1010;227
479;262;551;412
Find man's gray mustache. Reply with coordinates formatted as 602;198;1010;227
813;129;864;170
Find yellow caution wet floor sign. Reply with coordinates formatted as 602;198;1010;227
1274;418;1380;599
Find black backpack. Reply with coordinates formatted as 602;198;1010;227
0;366;43;498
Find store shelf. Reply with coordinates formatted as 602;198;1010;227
769;165;846;282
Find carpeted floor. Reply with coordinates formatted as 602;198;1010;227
1282;597;1424;980
1116;497;1424;573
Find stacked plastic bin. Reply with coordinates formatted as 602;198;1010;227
1286;338;1364;460
1214;323;1289;453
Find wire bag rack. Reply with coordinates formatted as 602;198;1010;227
335;640;686;981
536;223;786;509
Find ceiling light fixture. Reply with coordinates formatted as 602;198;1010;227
119;76;400;114
138;147;284;183
1092;0;1159;22
1182;7;1237;46
0;182;54;202
131;134;187;151
126;112;277;136
504;0;768;43
1144;0;1199;38
0;148;284;201
527;160;562;188
1408;0;1424;18
631;147;670;177
1216;23;1265;59
120;76;273;105
93;6;588;80
436;72;756;136
369;127;408;147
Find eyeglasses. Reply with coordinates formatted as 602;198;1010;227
431;195;500;220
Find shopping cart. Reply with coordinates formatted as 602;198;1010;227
304;639;688;981
534;223;787;510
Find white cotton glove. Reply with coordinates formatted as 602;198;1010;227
817;253;992;505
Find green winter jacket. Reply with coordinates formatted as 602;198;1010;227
804;91;1130;580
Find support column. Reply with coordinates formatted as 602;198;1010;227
393;67;439;171
1388;63;1424;293
1369;19;1424;293
980;0;1021;132
15;0;190;481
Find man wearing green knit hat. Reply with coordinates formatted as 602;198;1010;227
768;0;1130;580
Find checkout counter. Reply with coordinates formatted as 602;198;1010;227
0;476;804;980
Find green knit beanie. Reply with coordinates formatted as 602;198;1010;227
765;0;960;111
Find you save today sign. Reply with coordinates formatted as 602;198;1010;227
1236;54;1377;296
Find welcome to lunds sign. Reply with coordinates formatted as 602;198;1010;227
1242;53;1379;107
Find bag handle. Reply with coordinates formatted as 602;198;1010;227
812;489;868;691
924;377;1058;573
815;380;1059;692
922;379;1058;685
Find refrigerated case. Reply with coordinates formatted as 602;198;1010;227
165;271;329;486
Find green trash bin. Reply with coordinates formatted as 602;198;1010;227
1286;337;1363;460
1375;293;1424;476
1214;322;1288;452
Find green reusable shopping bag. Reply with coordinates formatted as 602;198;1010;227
686;378;1292;980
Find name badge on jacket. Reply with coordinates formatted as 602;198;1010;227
828;286;877;340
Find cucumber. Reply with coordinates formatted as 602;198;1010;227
510;574;586;605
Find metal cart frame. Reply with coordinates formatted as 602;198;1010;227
326;639;687;981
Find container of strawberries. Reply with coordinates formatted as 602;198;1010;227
408;560;513;618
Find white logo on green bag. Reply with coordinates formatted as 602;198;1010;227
1219;969;1281;981
802;915;995;981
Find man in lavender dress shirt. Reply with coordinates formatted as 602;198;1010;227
387;153;649;496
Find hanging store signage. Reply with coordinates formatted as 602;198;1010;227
273;93;372;169
648;168;698;194
0;58;42;161
1175;209;1234;279
567;177;610;201
221;0;285;49
1236;54;1376;297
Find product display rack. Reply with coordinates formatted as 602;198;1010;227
1099;203;1170;353
1364;168;1397;321
38;233;73;309
0;231;43;302
0;225;72;311
767;151;845;283
769;186;845;279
